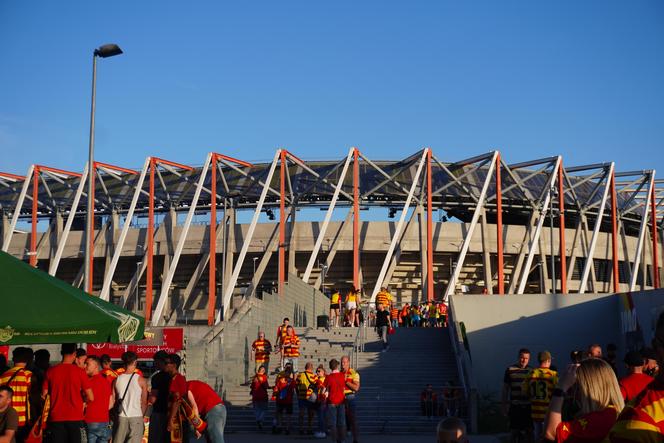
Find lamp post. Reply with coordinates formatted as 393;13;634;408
84;43;123;294
135;261;142;311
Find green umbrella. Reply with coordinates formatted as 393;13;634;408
0;251;144;345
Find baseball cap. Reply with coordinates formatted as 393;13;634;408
624;350;645;367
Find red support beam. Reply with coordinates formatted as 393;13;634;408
34;165;82;178
610;171;619;292
30;167;39;267
279;150;286;296
212;153;253;168
0;172;26;181
426;149;434;301
145;158;155;322
94;162;138;175
353;148;360;290
150;158;193;171
558;162;567;294
652;182;660;289
496;153;504;295
208;154;217;325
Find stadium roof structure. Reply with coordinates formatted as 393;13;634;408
1;150;661;228
1;148;662;326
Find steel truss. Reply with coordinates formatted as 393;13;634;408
2;149;663;325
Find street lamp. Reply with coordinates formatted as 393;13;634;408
135;261;142;311
84;43;123;294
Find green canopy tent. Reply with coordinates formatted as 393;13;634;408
0;251;144;345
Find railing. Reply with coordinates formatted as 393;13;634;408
350;302;369;368
446;298;478;432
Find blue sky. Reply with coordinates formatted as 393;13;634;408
1;1;663;175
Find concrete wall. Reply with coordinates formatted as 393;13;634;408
184;274;330;399
449;293;622;399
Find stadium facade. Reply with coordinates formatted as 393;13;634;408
1;148;662;326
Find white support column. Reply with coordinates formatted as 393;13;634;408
517;157;562;294
217;150;281;323
49;166;88;275
2;165;34;252
630;174;656;291
370;149;428;303
100;158;151;301
302;147;354;282
579;163;614;293
445;152;499;299
152;153;212;325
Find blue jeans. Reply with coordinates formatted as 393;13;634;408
189;404;226;443
391;319;398;328
317;403;327;433
253;400;268;423
86;422;111;443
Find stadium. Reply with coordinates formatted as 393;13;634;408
2;147;663;432
1;148;661;322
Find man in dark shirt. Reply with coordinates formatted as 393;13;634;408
0;386;18;443
375;303;391;352
148;351;170;443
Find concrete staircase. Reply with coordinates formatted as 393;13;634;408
224;325;461;435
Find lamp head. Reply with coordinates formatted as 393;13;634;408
95;44;123;58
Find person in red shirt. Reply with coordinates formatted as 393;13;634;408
544;358;624;442
272;364;296;435
618;350;653;402
42;343;94;443
84;356;114;443
323;359;346;443
250;366;270;430
186;381;225;443
275;318;290;371
75;348;87;369
164;354;186;435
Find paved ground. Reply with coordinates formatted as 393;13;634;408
224;433;501;443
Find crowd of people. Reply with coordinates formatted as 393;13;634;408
328;287;449;330
250;317;362;442
502;311;664;442
0;344;226;443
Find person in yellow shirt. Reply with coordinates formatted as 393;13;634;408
329;289;341;328
345;287;360;327
296;362;318;435
522;351;558;440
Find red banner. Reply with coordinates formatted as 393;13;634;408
87;328;183;359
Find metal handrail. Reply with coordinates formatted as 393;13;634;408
350;302;369;368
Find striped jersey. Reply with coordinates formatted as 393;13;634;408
503;364;532;406
376;291;391;307
609;380;664;441
0;366;32;426
344;368;360;395
282;335;300;358
252;339;272;363
523;367;558;421
390;308;399;319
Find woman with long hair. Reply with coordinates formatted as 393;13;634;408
544;358;624;442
